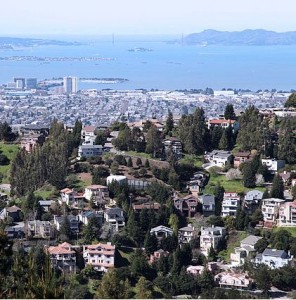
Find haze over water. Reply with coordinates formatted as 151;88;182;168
1;35;296;91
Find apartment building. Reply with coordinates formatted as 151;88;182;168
221;192;241;217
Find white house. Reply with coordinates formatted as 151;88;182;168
221;192;241;217
261;158;285;173
150;225;174;239
200;226;226;256
261;198;285;227
278;201;296;227
77;141;103;160
106;175;127;186
204;150;233;168
83;185;109;206
230;235;262;266
215;271;252;289
83;242;115;272
254;248;293;269
81;125;96;140
60;188;75;205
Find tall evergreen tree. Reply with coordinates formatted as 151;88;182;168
165;110;174;135
224;103;236;120
270;174;285;199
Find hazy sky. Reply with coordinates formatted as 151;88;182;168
2;0;296;35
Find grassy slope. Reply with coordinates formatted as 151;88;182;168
0;142;19;183
219;230;249;262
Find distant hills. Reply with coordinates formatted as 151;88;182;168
182;29;296;45
0;37;82;49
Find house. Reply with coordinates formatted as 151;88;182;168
199;194;215;216
215;271;252;289
84;185;109;207
38;200;54;212
81;125;96;140
207;118;239;132
230;235;262;266
244;190;263;213
149;249;169;264
27;220;54;239
279;171;291;185
0;205;22;222
104;207;125;232
60;188;75;205
77;141;103;160
47;242;77;272
221;193;241;217
254;248;293;269
132;202;161;213
83;242;115;272
261;158;285;173
178;224;196;243
234;151;253;168
204;150;233;168
261;198;285;227
150;225;173;239
20;134;45;153
187;263;218;276
5;222;25;239
78;210;104;226
173;195;199;218
187;172;208;196
278;201;296;227
200;226;226;256
53;215;79;234
163;137;183;160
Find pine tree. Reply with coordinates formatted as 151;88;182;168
165;110;174;135
127;157;133;167
144;232;158;255
242;162;256;188
135;277;154;299
144;159;150;168
224;103;236;120
270;174;284;199
218;130;228;150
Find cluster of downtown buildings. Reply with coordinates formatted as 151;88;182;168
0;76;294;130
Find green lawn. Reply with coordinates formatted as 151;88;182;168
34;184;58;199
0;142;20;183
124;151;152;159
204;173;266;194
218;230;249;262
272;227;296;238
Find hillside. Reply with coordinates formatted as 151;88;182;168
182;29;296;45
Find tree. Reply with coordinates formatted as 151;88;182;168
83;216;101;244
94;130;107;146
254;238;269;253
208;246;217;262
277;118;296;164
218;130;228;150
254;265;271;294
144;232;158;255
284;93;296;108
242;162;256;188
145;126;163;158
95;269;131;299
135;276;154;299
164;110;174;135
127;210;143;246
136;157;142;167
130;249;155;280
59;215;71;241
168;214;179;235
224;103;236;120
270;174;284;199
236;106;263;151
144;159;150;168
210;126;223;150
214;183;225;216
139;167;147;177
110;161;119;175
127;157;133;167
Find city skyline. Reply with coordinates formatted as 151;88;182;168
1;0;296;36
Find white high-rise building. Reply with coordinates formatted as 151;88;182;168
63;76;78;94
